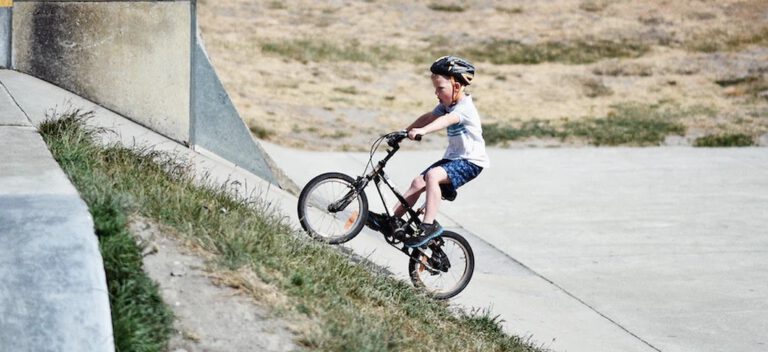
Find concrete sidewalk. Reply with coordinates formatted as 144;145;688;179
0;75;113;351
262;141;768;352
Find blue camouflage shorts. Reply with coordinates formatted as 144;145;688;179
421;159;483;200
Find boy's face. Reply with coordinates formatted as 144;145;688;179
431;74;460;107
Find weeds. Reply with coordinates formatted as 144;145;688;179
261;39;403;65
720;76;768;101
333;86;360;95
686;26;768;53
592;60;653;77
428;3;467;12
563;105;686;146
484;103;701;146
581;77;613;98
40;111;542;352
464;38;649;65
249;124;274;140
483;120;558;145
496;6;523;14
267;1;285;10
321;130;351;139
694;133;754;147
579;0;609;12
263;36;648;66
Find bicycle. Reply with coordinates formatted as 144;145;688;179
297;131;474;299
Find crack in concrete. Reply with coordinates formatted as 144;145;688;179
0;78;32;126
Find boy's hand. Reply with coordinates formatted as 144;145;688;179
408;128;426;141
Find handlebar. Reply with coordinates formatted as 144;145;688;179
367;131;423;175
386;131;421;147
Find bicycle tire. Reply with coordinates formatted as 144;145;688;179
408;231;475;299
297;172;368;244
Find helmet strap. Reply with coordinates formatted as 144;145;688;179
450;76;461;106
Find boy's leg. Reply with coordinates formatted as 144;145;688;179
422;167;451;224
404;160;482;247
393;175;426;218
402;167;450;247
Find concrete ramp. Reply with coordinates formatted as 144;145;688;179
191;33;280;186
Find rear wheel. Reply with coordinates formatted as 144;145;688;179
408;231;474;299
297;172;368;244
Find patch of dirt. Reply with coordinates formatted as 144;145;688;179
128;217;301;352
197;0;768;150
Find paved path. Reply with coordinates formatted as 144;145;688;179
263;141;768;352
0;71;113;351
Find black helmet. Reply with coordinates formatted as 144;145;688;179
430;56;475;86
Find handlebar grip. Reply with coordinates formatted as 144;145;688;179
415;134;422;141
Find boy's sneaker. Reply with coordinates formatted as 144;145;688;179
404;221;444;248
365;212;390;232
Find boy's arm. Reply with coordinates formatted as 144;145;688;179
408;113;460;139
406;112;437;130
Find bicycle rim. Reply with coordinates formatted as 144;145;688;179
300;176;366;243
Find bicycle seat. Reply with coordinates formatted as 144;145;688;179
439;184;457;202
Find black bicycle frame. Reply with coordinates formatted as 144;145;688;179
357;142;422;228
340;136;450;270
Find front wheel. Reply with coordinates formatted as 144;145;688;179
297;172;368;244
408;231;475;299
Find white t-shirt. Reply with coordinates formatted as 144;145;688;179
432;95;490;168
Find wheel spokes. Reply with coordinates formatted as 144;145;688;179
415;238;470;296
302;179;363;240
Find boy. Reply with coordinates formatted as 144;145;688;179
368;56;490;247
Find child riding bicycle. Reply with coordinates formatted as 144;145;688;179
367;56;490;247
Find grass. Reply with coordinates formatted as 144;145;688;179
483;120;559;145
743;78;768;102
38;111;174;352
462;38;649;65
261;36;648;66
581;77;613;98
428;3;467;12
483;103;702;146
40;110;544;352
694;133;755;147
563;105;687;146
261;39;405;65
333;86;360;95
267;1;286;10
249;123;275;140
686;26;768;53
578;0;609;12
496;6;523;14
321;130;351;139
719;76;768;101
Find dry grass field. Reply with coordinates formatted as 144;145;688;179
198;0;768;150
